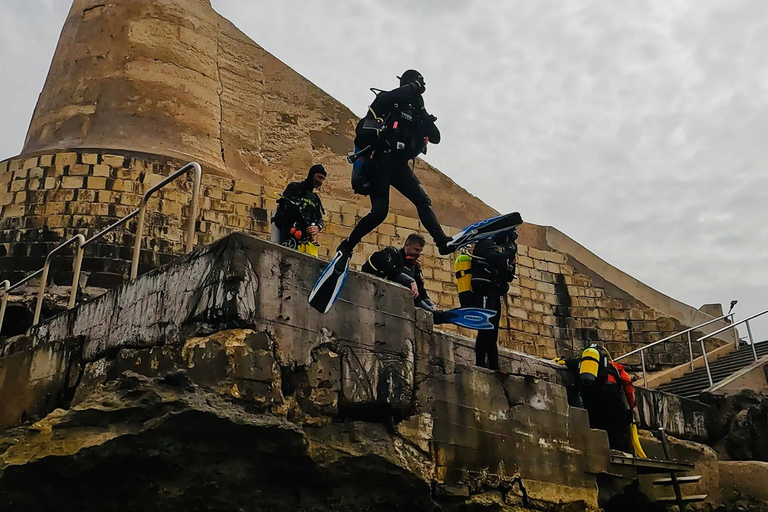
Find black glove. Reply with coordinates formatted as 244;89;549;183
408;80;426;95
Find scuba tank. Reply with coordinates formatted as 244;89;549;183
454;253;472;293
578;345;606;386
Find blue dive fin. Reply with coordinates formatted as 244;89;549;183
309;250;351;313
446;212;523;251
441;307;497;330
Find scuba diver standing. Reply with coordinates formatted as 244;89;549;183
272;164;326;256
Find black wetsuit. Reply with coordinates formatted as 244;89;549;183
273;170;324;244
362;246;436;311
347;85;448;249
459;235;517;370
564;357;634;452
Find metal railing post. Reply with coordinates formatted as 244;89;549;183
130;205;148;280
615;313;737;387
68;243;85;309
700;338;714;387
1;162;202;330
687;331;694;370
34;234;86;325
745;319;758;362
131;162;202;280
0;280;9;333
185;162;202;253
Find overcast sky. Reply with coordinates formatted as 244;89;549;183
1;0;767;339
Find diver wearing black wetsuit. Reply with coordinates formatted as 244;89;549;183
338;70;452;261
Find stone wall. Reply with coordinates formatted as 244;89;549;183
0;232;612;510
0;151;726;368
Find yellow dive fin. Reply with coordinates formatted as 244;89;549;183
630;423;647;458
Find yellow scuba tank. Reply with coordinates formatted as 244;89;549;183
579;346;602;385
298;242;319;257
454;253;472;293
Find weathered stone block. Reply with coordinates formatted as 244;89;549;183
81;153;100;165
101;154;126;167
54;152;77;167
60;176;84;189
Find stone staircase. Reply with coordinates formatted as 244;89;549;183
656;341;768;399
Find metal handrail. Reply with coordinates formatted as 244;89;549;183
614;312;734;385
131;162;202;279
695;306;768;387
0;162;202;332
33;234;85;324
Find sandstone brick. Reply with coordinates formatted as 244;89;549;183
202;186;223;201
0;192;12;206
611;309;628;320
612;330;629;342
13;167;28;180
68;163;91;176
396;215;420;230
28;167;45;179
519;277;536;289
377;223;396;236
61;176;84;189
629;309;644;321
233;203;251;218
81;153;99;165
598;321;616;331
39;155;54;167
88;177;108;189
233;180;261;195
0;160;8;174
27;179;41;191
92;164;111;177
45;202;68;215
143;173;165;188
3;204;24;217
101;154;126;167
112;179;136;193
226;192;257;205
322;198;340;213
536;282;556;294
55;152;78;166
509;307;528;320
10;180;26;192
517;255;533;268
22;157;39;170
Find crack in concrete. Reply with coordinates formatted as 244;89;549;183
215;26;226;170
